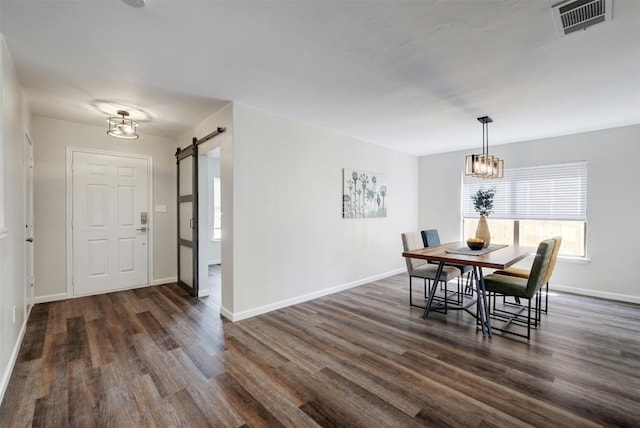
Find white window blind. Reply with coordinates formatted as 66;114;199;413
463;161;587;221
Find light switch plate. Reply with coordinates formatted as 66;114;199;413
155;205;168;213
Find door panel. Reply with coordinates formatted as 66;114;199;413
179;203;192;239
176;145;198;295
179;157;192;195
73;152;149;296
119;238;135;272
88;184;108;226
88;239;108;276
179;245;193;287
118;186;135;226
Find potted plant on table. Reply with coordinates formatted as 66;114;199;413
471;188;495;248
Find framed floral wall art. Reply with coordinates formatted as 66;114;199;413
342;169;387;218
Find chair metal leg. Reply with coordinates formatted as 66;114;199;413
409;276;425;308
409;276;413;307
536;291;542;324
485;288;546;340
526;300;532;340
444;281;448;314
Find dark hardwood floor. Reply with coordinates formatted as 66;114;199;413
1;273;639;427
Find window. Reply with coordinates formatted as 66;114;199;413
212;177;221;241
462;161;587;257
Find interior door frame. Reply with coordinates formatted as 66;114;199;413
24;129;34;313
65;146;154;298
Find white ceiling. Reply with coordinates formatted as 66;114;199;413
1;0;639;156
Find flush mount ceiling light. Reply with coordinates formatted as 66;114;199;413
107;110;139;139
464;116;504;179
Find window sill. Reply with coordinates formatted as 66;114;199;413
558;255;590;264
516;254;590;265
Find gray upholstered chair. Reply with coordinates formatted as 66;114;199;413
492;236;562;314
421;229;474;295
401;232;461;310
483;238;555;340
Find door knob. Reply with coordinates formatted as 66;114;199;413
26;237;34;242
136;227;147;232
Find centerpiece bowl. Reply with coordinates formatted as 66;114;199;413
467;238;485;250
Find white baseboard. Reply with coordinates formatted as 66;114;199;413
213;272;640;322
152;276;177;286
0;316;28;405
551;283;640;305
33;293;68;304
34;278;178;304
220;306;233;321
224;268;406;322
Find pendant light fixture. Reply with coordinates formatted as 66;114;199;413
464;115;504;179
107;110;139;139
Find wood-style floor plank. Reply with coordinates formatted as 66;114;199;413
0;359;40;427
2;274;640;427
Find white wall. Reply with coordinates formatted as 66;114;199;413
419;124;640;302
30;117;178;301
230;103;418;319
0;34;30;403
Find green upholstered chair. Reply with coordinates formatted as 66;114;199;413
493;236;562;314
483;238;556;340
401;232;461;309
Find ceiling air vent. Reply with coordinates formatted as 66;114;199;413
552;0;612;36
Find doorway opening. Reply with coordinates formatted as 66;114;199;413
199;147;221;309
175;128;225;300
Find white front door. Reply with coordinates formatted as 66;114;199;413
72;151;149;296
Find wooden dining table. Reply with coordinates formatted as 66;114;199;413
402;242;533;336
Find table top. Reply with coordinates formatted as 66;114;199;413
402;242;534;270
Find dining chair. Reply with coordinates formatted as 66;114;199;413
421;229;474;296
482;238;555;340
401;232;461;310
493;236;562;314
